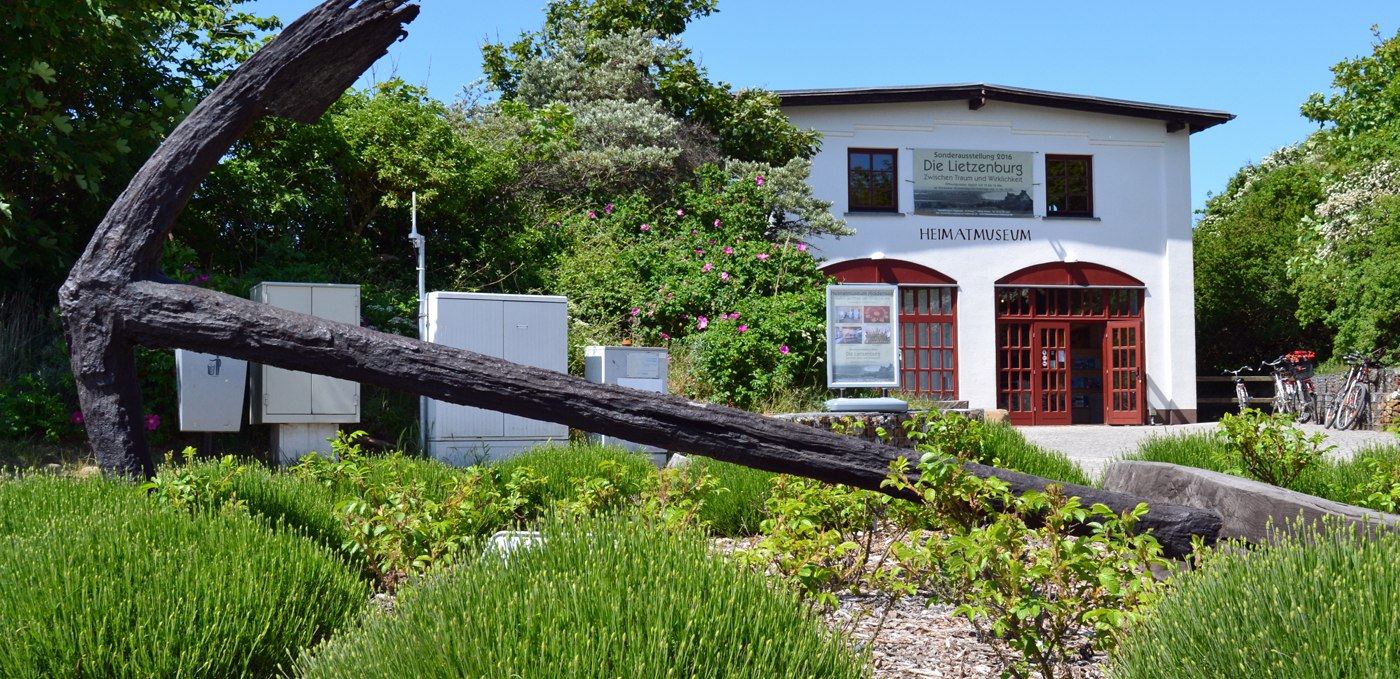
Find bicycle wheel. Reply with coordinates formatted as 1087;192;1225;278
1297;387;1317;424
1272;379;1294;416
1332;382;1370;430
1235;383;1250;413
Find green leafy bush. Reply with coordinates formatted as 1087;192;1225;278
550;165;834;409
0;474;366;678
294;432;550;589
736;474;889;606
1215;408;1332;489
882;455;1165;679
0;373;75;442
295;515;867;679
1112;521;1400;678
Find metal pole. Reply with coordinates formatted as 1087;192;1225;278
409;191;427;454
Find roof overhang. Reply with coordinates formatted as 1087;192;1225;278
777;83;1234;134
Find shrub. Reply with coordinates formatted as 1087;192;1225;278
294;514;867;679
225;461;349;553
688;455;775;536
1112;521;1400;678
0;474;366;678
491;442;656;506
882;454;1166;679
1215;408;1332;489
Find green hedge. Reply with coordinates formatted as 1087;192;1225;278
1112;522;1400;677
0;474;366;678
296;515;868;679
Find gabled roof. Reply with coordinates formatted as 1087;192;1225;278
777;83;1234;134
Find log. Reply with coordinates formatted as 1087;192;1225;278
57;0;1220;558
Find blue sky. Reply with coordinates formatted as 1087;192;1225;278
246;0;1400;216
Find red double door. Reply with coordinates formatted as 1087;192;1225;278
997;320;1143;425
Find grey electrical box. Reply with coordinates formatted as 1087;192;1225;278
248;282;361;424
425;292;568;464
584;345;669;462
175;350;248;432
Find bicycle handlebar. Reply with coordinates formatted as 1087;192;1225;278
1223;365;1252;376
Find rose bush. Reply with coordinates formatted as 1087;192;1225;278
550;163;836;409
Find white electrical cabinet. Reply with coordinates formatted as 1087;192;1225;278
175;350;248;432
584;345;669;464
248;282;361;425
425;292;568;464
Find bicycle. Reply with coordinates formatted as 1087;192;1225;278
1327;349;1385;430
1222;365;1254;414
1262;354;1315;423
1284;350;1318;423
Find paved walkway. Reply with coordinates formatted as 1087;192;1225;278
1015;422;1399;478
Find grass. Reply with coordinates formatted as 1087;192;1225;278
294;514;868;679
1119;429;1400;509
0;473;366;678
687;455;776;536
982;421;1094;486
1112;521;1400;678
492;442;657;505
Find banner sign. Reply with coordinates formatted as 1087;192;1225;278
826;284;899;388
913;149;1034;218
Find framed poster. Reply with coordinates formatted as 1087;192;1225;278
826;284;899;388
913;149;1034;217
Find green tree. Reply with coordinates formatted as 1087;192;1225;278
0;0;276;291
1193;146;1330;371
180;79;530;298
480;0;818;168
1301;26;1400;143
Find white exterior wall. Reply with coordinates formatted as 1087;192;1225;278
785;99;1197;418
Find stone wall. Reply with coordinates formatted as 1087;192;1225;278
1310;367;1400;431
772;407;985;450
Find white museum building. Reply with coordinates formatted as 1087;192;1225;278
780;84;1233;425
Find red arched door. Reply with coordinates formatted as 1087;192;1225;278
996;263;1145;426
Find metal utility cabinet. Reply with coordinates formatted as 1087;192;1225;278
584;345;669;464
425;292;568;464
249;282;361;463
175;350;248;432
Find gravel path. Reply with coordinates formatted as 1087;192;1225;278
1016;422;1399;478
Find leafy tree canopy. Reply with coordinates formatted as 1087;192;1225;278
480;0;817;167
1198;26;1400;366
0;0;276;291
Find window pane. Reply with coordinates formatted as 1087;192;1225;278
849;154;871;171
873;153;895;171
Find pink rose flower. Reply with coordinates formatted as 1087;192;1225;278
756;253;770;260
702;262;713;272
779;345;790;355
738;325;748;333
720;272;729;281
756;175;765;186
640;224;650;231
697;316;709;330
